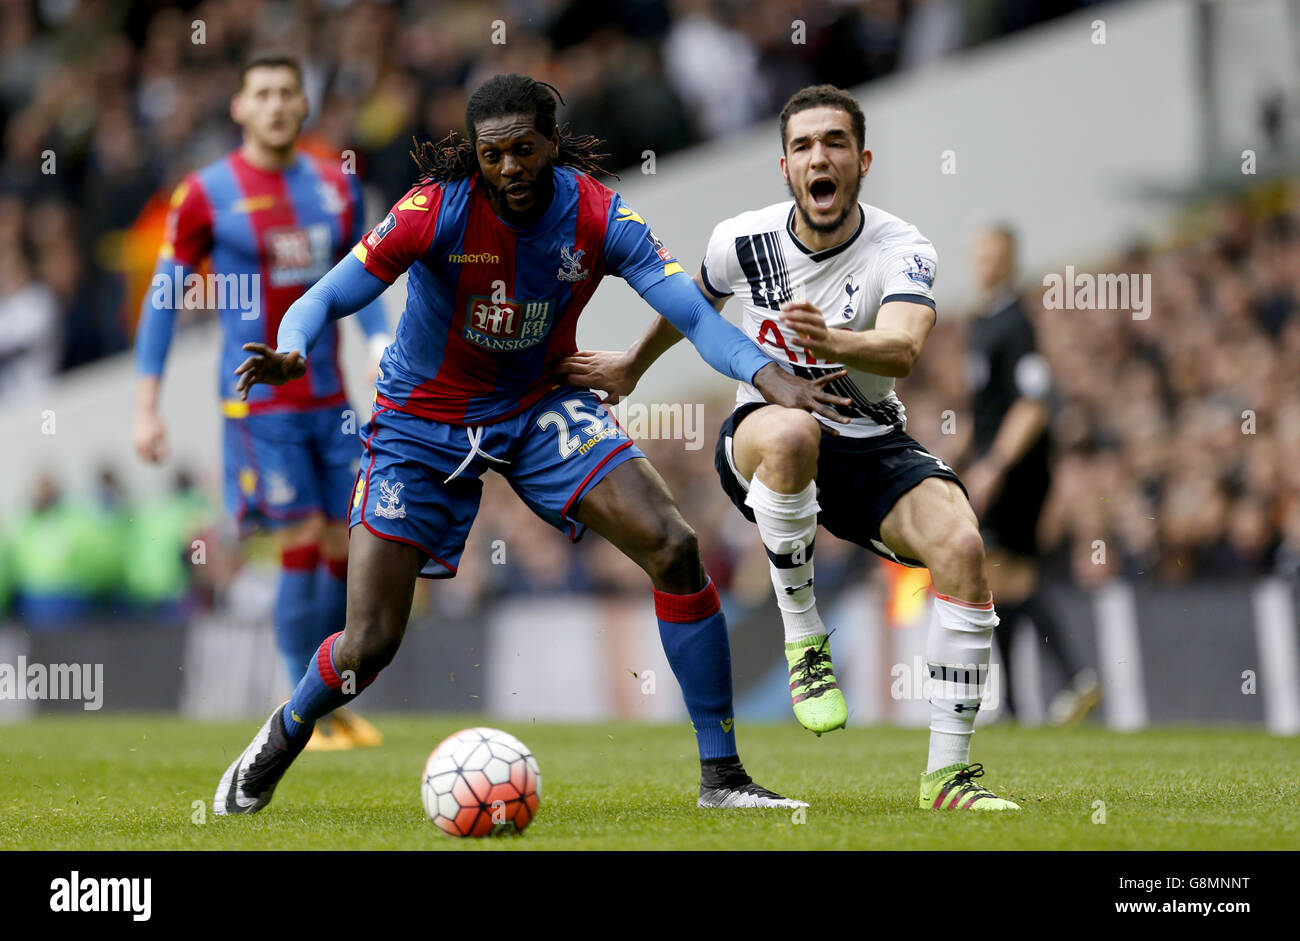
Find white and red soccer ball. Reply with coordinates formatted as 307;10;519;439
422;727;541;837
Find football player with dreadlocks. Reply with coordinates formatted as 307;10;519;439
214;74;849;816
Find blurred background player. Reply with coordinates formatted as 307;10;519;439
133;53;391;750
961;223;1098;723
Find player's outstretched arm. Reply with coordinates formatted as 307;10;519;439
234;253;386;399
640;273;852;426
567;268;852;423
556;269;726;402
781;298;936;378
277;253;387;355
555;314;684;404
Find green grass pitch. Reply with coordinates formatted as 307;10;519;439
2;715;1296;850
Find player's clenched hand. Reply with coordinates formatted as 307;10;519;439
780;301;843;361
552;350;638;405
234;342;306;399
752;362;853;433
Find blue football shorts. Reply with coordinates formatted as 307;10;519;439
223;403;362;534
349;386;643;578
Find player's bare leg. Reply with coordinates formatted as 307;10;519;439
576;456;706;593
576;457;808;808
731;406;847;734
878;478;1020;809
880;478;987;600
215;528;423;815
329;527;425;680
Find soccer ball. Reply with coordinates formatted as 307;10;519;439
422;727;541;837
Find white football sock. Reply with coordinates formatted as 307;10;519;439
744;476;824;644
925;593;998;772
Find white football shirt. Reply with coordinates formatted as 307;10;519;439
701;201;938;438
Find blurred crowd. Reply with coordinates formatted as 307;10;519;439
904;187;1300;587
0;0;1112;400
0;465;219;628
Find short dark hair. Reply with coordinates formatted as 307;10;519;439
779;85;866;153
238;53;303;91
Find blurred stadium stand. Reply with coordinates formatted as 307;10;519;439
1;0;1299;731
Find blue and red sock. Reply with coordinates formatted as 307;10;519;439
280;631;378;739
275;544;326;690
654;578;738;761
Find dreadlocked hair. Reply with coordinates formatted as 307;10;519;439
409;74;615;184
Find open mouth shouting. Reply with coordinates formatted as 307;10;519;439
808;176;838;212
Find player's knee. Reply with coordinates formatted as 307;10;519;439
360;637;401;675
942;525;987;575
646;523;701;583
752;409;820;484
765;409;821;462
335;620;402;676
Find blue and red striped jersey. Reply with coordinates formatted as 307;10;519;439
353;166;684;425
137;149;385;413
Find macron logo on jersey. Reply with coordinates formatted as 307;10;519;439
397;192;433;212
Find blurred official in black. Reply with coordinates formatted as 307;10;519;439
963;224;1098;722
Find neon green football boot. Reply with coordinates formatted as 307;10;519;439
919;762;1021;810
785;634;847;735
